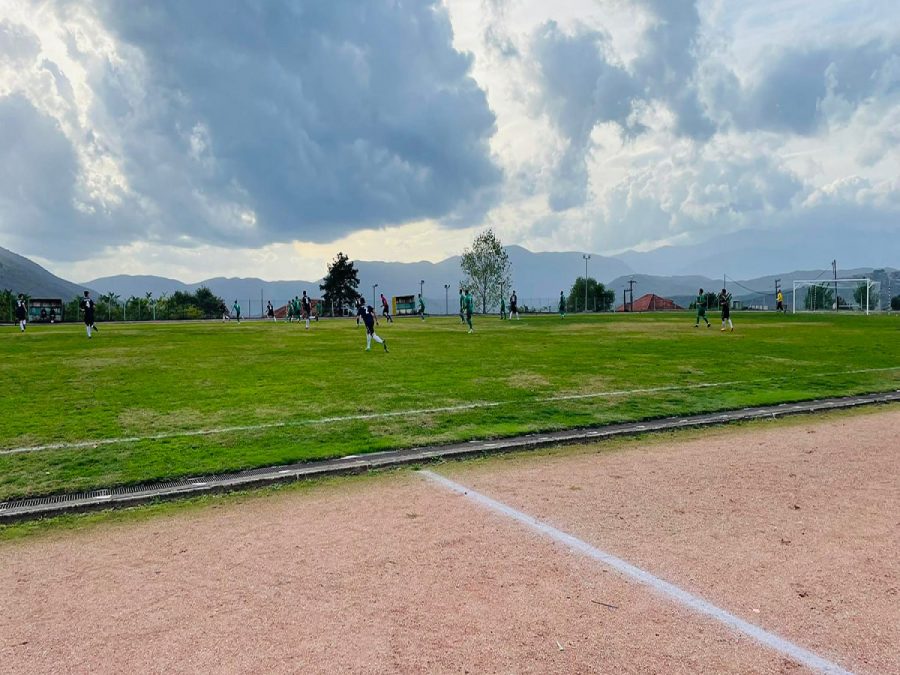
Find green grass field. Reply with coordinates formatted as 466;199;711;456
2;312;898;502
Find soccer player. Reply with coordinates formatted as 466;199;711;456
232;300;241;323
718;288;734;332
417;293;426;321
355;296;366;326
80;290;97;338
500;296;506;320
558;291;566;318
221;302;230;321
458;290;466;324
463;288;474;333
14;294;27;332
266;300;275;321
776;289;785;314
694;288;711;328
380;293;393;323
362;305;388;352
301;291;312;329
509;291;519;320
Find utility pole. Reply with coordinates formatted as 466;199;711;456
419;279;424;298
627;278;636;313
832;259;838;310
444;284;450;315
372;283;378;307
582;254;591;312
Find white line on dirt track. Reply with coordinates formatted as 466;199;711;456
3;366;898;456
422;470;854;675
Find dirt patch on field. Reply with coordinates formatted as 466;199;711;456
5;481;789;673
443;407;900;674
506;371;551;389
1;409;896;674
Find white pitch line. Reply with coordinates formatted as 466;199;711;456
422;470;854;675
3;366;898;456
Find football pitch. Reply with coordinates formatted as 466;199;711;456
1;312;898;502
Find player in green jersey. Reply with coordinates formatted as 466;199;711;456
464;289;475;333
694;288;711;327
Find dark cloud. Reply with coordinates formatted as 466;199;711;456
94;0;501;243
531;2;716;210
1;1;502;258
731;39;900;134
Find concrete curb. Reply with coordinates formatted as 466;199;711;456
2;390;898;523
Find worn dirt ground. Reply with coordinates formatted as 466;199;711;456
1;408;897;674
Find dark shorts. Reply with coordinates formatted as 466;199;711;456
776;301;784;311
721;306;730;319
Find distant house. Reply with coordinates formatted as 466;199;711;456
616;293;683;312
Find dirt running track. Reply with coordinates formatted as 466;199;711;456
1;409;898;674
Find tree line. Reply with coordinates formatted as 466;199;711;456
0;287;228;322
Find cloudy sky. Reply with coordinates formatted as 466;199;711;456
0;0;897;282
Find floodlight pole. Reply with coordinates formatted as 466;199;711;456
444;284;450;315
583;254;591;313
372;283;378;308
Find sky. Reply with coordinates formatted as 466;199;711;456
0;0;897;282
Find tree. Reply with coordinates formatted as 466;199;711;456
567;277;614;312
804;284;834;311
853;284;878;311
320;252;362;316
892;295;900;311
459;229;512;314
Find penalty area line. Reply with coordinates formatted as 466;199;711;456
422;470;853;675
3;365;898;456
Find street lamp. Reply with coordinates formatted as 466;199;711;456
444;284;450;315
583;254;591;312
419;279;424;299
372;283;378;307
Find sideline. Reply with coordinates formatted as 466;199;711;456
423;470;853;675
1;391;897;523
3;365;899;456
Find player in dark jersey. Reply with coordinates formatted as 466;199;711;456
558;291;566;318
355;296;366;325
14;294;27;332
362;305;388;352
509;291;519;320
301;291;312;329
266;300;275;321
718;288;734;332
380;293;393;323
694;288;711;327
80;290;98;338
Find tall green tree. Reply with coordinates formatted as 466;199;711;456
567;277;615;312
320;252;362;316
459;229;512;313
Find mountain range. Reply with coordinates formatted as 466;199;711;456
2;227;896;312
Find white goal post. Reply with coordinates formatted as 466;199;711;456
792;278;881;315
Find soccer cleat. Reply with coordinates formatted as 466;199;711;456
694;324;698;328
383;341;388;352
467;329;473;334
720;327;725;331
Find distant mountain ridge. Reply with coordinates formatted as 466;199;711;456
0;246;92;299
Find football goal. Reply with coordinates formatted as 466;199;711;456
792;278;881;315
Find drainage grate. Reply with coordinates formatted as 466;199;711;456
1;391;897;523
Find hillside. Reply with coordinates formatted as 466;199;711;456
0;246;90;299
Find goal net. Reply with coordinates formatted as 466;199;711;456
792;279;882;314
